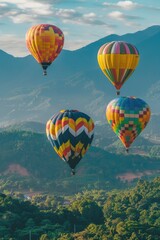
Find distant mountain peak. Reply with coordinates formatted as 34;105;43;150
0;49;14;58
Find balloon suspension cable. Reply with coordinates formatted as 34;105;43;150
43;69;47;76
116;90;120;95
71;169;76;176
126;148;129;153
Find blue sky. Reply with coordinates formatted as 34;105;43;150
0;0;160;56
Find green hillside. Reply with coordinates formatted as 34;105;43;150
0;130;160;195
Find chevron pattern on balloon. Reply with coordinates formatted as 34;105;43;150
46;110;94;171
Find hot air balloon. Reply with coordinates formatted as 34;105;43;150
26;24;64;75
46;110;94;175
97;41;139;95
106;97;151;151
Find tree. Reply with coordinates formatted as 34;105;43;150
40;234;50;240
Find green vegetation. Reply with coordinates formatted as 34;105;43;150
0;128;159;239
0;130;160;196
0;177;159;239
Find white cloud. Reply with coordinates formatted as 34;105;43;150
0;3;7;7
55;8;106;26
117;1;138;10
124;21;141;28
108;11;142;21
82;12;105;25
83;12;96;18
64;39;92;50
103;1;160;12
0;34;28;57
15;1;52;15
0;0;53;23
108;11;125;21
55;9;81;19
10;14;35;24
103;1;140;10
108;11;123;20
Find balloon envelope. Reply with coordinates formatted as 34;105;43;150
46;110;94;173
106;97;151;150
97;41;139;94
26;24;64;75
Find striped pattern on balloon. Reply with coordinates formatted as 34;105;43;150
97;41;139;95
46;110;94;174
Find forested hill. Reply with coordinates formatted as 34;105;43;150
0;129;160;195
0;177;159;239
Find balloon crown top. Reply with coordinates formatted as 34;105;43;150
60;110;79;113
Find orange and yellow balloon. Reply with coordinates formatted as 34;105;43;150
106;97;151;151
97;41;139;95
26;24;64;75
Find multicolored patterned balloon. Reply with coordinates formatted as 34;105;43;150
97;41;139;95
106;97;151;151
46;110;94;174
26;24;64;75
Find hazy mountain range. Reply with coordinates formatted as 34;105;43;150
1;25;160;127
